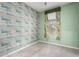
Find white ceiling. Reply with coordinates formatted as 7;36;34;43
25;2;71;12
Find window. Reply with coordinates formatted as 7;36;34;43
45;11;60;40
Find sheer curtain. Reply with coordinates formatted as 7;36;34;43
44;11;60;40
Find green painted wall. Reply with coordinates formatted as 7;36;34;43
38;3;79;48
61;3;79;48
38;13;45;41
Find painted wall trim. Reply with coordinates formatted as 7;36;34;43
2;40;79;57
2;41;39;57
39;41;79;50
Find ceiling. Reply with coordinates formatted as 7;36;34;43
25;2;71;12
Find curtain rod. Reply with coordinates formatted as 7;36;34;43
45;7;61;14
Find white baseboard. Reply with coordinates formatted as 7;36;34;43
39;41;79;50
2;40;79;57
2;41;39;57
